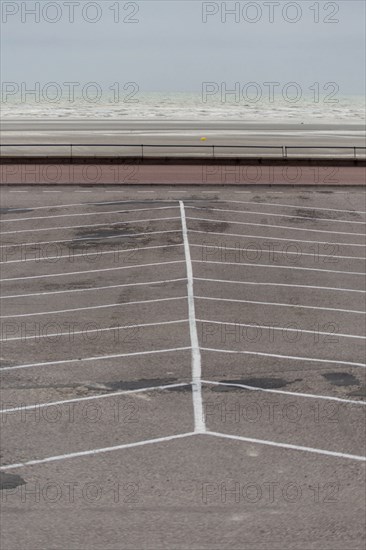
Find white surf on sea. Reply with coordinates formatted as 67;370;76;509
1;92;365;123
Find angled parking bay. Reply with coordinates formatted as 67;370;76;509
1;262;187;298
1;435;365;550
0;244;184;280
0;388;194;468
200;350;366;401
193;278;366;313
0;349;192;408
0;323;191;373
203;386;366;458
0;278;188;317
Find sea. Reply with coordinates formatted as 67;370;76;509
1;92;365;123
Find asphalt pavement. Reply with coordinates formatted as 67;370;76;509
0;185;365;549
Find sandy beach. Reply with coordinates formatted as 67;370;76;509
1;120;365;159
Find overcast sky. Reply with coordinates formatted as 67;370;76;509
1;0;365;95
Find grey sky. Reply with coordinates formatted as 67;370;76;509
1;0;365;95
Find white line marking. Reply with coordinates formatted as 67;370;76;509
208;431;365;462
202;380;366;406
0;432;196;471
0;347;191;372
0;206;179;224
187;206;366;226
189;229;366;248
0;230;181;249
1;277;187;300
180;201;205;434
194;277;366;296
1;319;188;343
187;216;366;237
0;243;183;265
91;200;173;206
0;383;191;415
0;216;181;235
197;319;365;340
221;199;366;216
0;260;185;282
201;347;366;368
193;259;366;276
0;199;176;213
190;243;366;261
0;296;187;319
195;295;365;315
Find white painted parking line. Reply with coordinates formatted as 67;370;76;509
1;277;187;300
0;296;187;319
0;216;181;235
196;295;365;315
197;319;365;340
188;206;366;225
208;432;366;462
92;200;174;206
0;347;191;372
1;319;188;343
201;347;366;368
0;206;180;224
2;428;364;470
0;383;191;415
0;229;181;249
190;229;366;247
180;201;205;434
193;259;366;276
202;380;366;406
191;243;366;261
221;199;366;216
187;216;366;237
0;199;176;214
0;243;183;265
0;260;186;282
0;432;197;471
195;277;366;295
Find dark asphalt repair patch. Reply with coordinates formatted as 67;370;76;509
0;472;26;491
74;227;142;240
322;372;360;387
294;208;362;221
0;207;33;214
194;219;229;233
88;200;176;207
69;224;160;249
107;378;180;391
